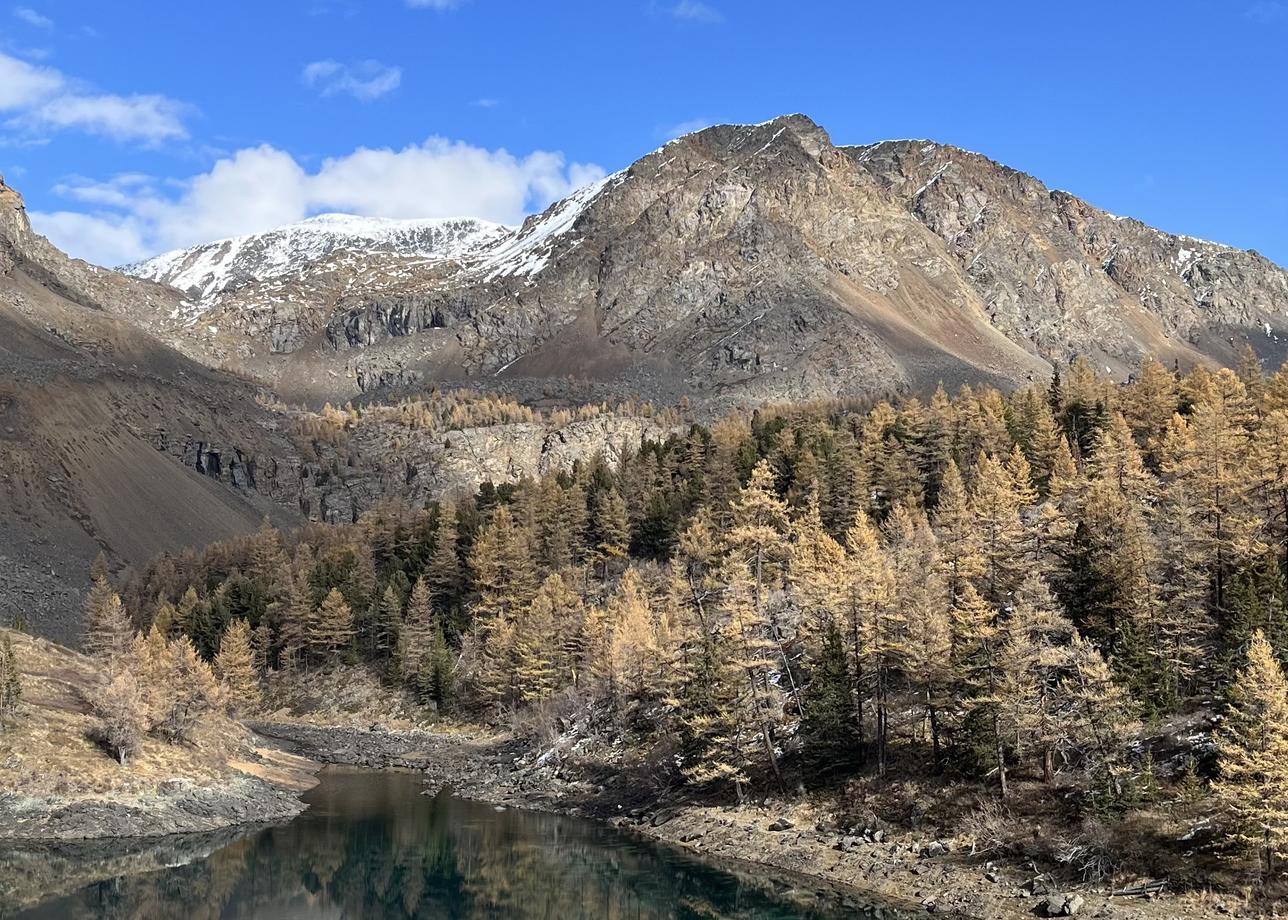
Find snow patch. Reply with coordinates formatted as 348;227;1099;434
476;172;621;282
121;214;512;300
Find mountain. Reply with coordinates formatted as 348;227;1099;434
117;114;1288;410
0;176;668;642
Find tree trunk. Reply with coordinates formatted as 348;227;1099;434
1043;747;1054;784
928;697;942;774
876;669;888;779
994;713;1008;799
761;724;785;790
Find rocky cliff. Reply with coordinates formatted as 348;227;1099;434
117;115;1288;409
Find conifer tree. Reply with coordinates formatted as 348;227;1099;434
313;588;356;658
469;505;538;633
844;508;897;770
1223;555;1288;679
932;459;984;600
1122;355;1179;453
1213;631;1288;876
398;577;436;684
155;636;222;744
798;624;858;773
1249;409;1288;575
606;568;661;703
0;634;20;722
83;576;134;660
417;625;456;709
92;669;147;766
511;575;563;703
151;599;177;637
889;507;953;770
787;493;849;636
726;458;798;711
251;620;273;674
1064;632;1135;803
993;575;1077;784
591;487;631;578
175;586;201;638
215;618;260;715
428;509;463;613
969;451;1027;606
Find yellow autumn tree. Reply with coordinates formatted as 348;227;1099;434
215;618;261;716
1214;631;1288;876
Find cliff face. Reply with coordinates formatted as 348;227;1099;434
117;115;1288;408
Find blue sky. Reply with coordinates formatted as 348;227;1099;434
2;0;1285;267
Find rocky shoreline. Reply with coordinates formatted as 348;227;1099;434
0;744;318;842
0;775;307;842
245;721;1144;919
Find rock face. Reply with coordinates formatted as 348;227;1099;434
117;115;1288;409
849;140;1288;371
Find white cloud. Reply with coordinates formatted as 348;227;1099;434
29;210;149;266
12;6;53;29
471;97;499;108
0;52;60;108
660;116;713;139
406;0;465;8
302;59;402;101
31;138;606;267
0;51;188;144
669;1;723;23
29;93;187;142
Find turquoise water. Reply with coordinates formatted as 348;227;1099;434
12;769;910;919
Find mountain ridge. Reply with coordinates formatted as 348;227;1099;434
109;114;1288;409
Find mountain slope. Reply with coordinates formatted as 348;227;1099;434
848;139;1288;369
0;175;305;643
118;115;1288;409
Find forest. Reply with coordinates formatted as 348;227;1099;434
70;348;1288;881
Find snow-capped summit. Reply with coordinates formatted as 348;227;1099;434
120;213;513;300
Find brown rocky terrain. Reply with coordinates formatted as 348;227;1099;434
0;177;672;644
124;115;1288;412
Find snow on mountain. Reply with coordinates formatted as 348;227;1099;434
120;213;513;299
477;172;621;282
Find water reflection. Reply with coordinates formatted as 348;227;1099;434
9;769;908;919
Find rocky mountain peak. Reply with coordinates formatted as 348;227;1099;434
0;174;33;257
99;113;1288;409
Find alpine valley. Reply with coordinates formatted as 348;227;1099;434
6;113;1288;920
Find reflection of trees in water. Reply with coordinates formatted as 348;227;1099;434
15;772;897;920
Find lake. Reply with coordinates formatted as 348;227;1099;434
10;768;911;919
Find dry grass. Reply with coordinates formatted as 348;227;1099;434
0;629;254;803
259;662;434;732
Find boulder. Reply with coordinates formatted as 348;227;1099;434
1042;892;1085;916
